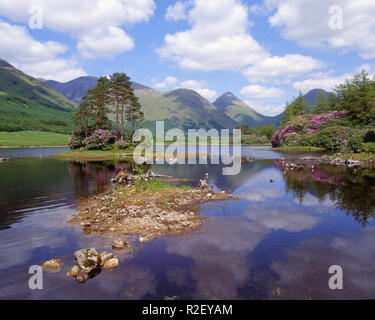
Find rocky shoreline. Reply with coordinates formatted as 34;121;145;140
69;171;239;242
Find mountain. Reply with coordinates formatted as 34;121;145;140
44;76;150;104
44;77;238;130
303;89;331;105
136;87;237;130
0;59;77;133
213;92;283;127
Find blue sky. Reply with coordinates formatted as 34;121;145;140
0;0;374;116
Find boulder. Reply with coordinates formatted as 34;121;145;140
42;259;63;273
74;248;101;273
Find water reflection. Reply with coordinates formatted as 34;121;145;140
1;153;375;299
277;160;375;225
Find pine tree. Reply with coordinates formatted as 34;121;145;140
334;70;375;124
73;99;94;137
91;77;112;130
109;73;132;131
126;95;145;139
312;91;329;114
281;93;307;125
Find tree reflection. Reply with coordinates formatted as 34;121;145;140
276;160;375;226
68;160;151;198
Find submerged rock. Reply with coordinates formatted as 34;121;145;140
103;258;119;269
42;259;63;273
74;248;101;273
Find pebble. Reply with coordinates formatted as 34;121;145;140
112;240;125;250
42;259;63;273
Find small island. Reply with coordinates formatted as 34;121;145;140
69;170;239;242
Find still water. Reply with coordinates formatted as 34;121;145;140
0;147;375;300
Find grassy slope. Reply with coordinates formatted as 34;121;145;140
0;131;70;147
0;59;77;133
135;88;237;130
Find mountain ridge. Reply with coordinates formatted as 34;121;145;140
0;58;77;133
213;92;283;127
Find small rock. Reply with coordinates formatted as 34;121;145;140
100;252;114;266
112;240;125;250
42;259;63;273
198;179;209;189
139;236;146;243
207;193;212;198
67;265;81;277
76;270;89;283
103;258;119;269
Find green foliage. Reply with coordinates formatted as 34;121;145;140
334;70;375;125
237;123;276;141
126;95;145;138
299;126;363;152
312;91;330;114
281;92;308;125
73;73;144;143
362;142;375;153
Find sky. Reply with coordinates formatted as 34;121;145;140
0;0;374;116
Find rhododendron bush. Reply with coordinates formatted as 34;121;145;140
271;111;364;152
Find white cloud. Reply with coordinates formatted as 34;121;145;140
244;100;285;116
0;0;156;59
268;0;375;59
77;26;134;59
240;85;285;99
243;54;324;84
0;20;86;81
158;0;269;71
154;76;179;89
165;1;189;21
180;79;218;101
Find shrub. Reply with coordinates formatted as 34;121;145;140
82;129;115;150
362;142;375;153
242;134;269;145
68;129;87;149
113;139;130;150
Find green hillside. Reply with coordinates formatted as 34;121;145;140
136;88;237;130
213;92;282;128
0;131;69;147
0;59;77;133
